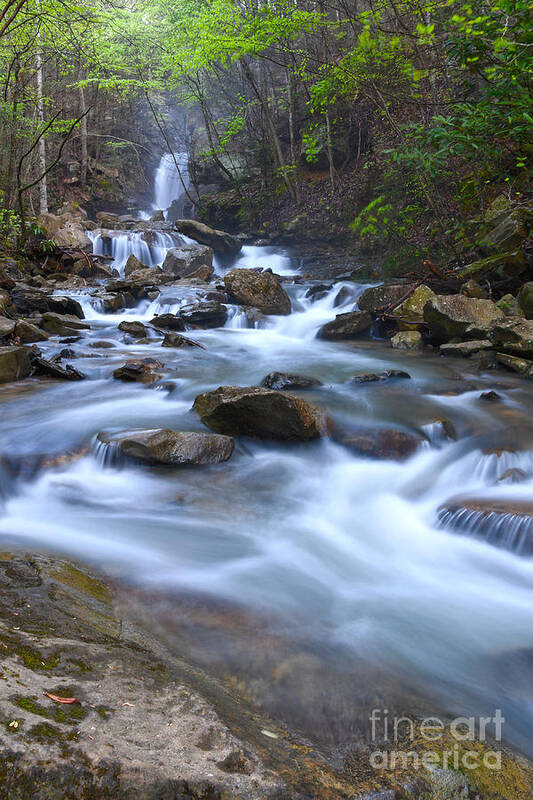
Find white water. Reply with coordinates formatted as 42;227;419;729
4;247;533;753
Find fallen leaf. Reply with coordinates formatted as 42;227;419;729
122;702;134;707
9;720;19;729
44;692;80;705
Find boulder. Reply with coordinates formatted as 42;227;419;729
317;310;372;340
150;313;186;331
188;264;214;282
517;283;533;319
118;321;148;338
11;287;84;318
261;372;322;390
41;312;90;336
224;269;291;315
350;370;410;384
495;352;533;378
124;254;148;278
14;319;49;343
423;295;503;342
460;279;488;299
113;358;164;383
193;386;326;440
479;207;531;253
161;332;204;349
0;345;32;383
456;250;526;281
489;317;533;358
32;356;86;381
53;223;91;249
97;429;234;466
497;293;524;318
439;340;492;357
334;426;424;460
174;219;241;256
393;284;436;325
162;244;214;277
357;283;416;312
180;301;227;328
0;316;15;338
391;331;423;350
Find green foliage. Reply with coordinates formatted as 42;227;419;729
0;207;22;249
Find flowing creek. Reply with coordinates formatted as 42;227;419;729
3;190;533;758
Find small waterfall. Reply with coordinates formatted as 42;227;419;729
438;505;533;554
88;230;180;277
154;152;189;218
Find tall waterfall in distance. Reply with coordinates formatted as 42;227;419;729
153;152;189;218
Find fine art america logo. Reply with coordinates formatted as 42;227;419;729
369;708;504;771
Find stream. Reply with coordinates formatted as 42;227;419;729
2;162;533;760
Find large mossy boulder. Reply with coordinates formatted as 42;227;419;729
224;269;291;315
357;283;416;312
0;345;31;383
393;284;436;326
41;312;90;336
174;219;241;256
317;310;372;340
193;385;326;440
14;319;49;343
124;253;148;278
479;207;532;253
423;295;504;342
456;250;526;282
11;287;84;318
489;317;533;358
97;429;234;466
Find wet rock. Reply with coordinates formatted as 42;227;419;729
261;372;322;390
0;345;32;383
150;313;186;331
391;331;423;350
161;332;205;349
41;312;90;336
188;264;214;282
224;269;291;315
439;339;492;357
97;429;234;466
14;319;49;343
438;495;533;554
305;283;332;301
11;288;84;318
423;295;504;342
0;316;16;338
113;358;164;383
124;253;148;278
32;356;86;381
460;279;488;299
162;244;214;277
489;317;533;357
456;249;526;282
357;283;416;313
479;390;501;401
498;468;527;484
334;426;424;460
53;222;91;249
118;320;148;338
174;219;242;256
350;370;411;384
333;286;352;307
180;301;227;328
317;310;372;340
495;352;533;377
0;288;12;314
193;386;326;440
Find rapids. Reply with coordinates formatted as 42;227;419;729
1;229;533;756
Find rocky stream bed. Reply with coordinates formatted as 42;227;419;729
1;209;533;798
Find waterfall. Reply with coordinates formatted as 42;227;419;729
153;152;189;217
88;230;180;277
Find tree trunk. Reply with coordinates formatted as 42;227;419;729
35;31;48;214
79;82;88;186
